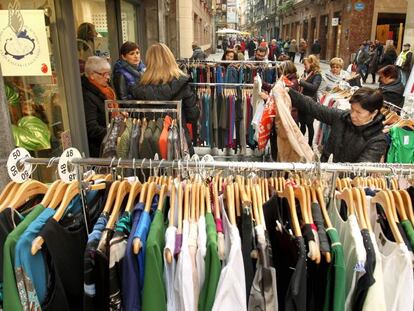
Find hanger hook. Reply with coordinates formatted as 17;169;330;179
141;158;147;182
149;159;152;177
133;158;137;179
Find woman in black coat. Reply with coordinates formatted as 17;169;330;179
298;54;322;145
288;87;387;162
81;56;116;157
379;45;398;68
130;43;200;155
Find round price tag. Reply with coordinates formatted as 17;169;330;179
58;148;82;183
7;148;32;183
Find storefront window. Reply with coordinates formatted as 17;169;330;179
121;1;138;44
0;0;71;181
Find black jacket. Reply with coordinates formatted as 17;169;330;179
130;75;200;154
190;48;206;60
112;60;145;100
81;75;107;157
380;78;405;108
311;42;321;54
379;50;397;68
289;89;387;163
300;72;322;101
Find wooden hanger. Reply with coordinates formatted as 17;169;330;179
200;184;205;217
133;182;156;254
157;183;167;212
31;181;80;255
277;185;302;237
102;181;121;214
165;182;176;265
0;182;21;209
106;180;132;230
351;187;367;229
294;185;311;224
9;180;48;210
48;182;69;209
226;183;236;225
177;180;183;234
255;184;266;229
125;181;143;213
395;118;414;131
336;188;355;215
386;189;399;222
213;182;221;220
40;180;61;208
183;182;191;222
0;181;16;205
191;182;198;222
399;189;414;226
358;187;372;232
234;182;241;218
371;190;404;244
251;185;261;226
391;190;407;221
205;184;212;214
336;177;343;191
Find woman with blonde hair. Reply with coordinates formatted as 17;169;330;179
298;54;322;145
323;57;351;91
130;43;200;154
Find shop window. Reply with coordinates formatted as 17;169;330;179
0;0;71;181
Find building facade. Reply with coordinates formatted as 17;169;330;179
278;0;409;64
244;0;279;40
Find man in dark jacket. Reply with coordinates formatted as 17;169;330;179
355;44;370;83
310;39;321;58
288;87;387;162
247;39;256;58
378;64;405;108
190;44;207;60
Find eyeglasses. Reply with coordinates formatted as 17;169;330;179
94;71;111;78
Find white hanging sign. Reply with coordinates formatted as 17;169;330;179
0;5;52;76
7;147;32;183
58;148;82;184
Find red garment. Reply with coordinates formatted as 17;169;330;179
258;96;276;150
159;115;172;160
240;41;246;52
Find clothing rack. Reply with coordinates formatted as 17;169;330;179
19;156;414;175
177;59;279;64
189;82;254;88
383;100;403;112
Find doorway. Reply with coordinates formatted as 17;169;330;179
376;13;406;53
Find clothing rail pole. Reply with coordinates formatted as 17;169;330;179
189;82;254;88
177;59;279;64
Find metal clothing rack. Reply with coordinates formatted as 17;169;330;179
20;157;414;175
177;59;279;65
189;82;254;88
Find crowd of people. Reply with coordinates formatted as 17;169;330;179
80;34;413;164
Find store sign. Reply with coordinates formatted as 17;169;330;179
332;18;339;26
0;8;51;76
354;2;365;12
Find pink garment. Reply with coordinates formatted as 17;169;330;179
272;82;314;162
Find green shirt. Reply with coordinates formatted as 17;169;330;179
401;219;414;250
198;212;221;311
142;209;167;311
324;227;346;311
386;127;414;163
3;204;45;311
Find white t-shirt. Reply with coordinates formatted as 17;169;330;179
212;198;247;311
164;226;177;311
196;216;207;291
328;197;366;310
367;196;414;311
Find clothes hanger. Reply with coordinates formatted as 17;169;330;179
391;190;408;222
183;182;191;223
106;180;132;230
47;182;69;210
234;181;241;218
293;185;311;224
226;183;237;225
358;187;372;232
351;187;368;230
335;187;355;216
133;182;156;254
277;184;302;237
157;183;167;211
251;185;261;226
125;181;143;213
165;182;176;265
31;180;80;255
8;180;48;210
101;180;121;215
0;181;16;205
399;189;414;226
40;180;61;208
194;182;200;221
255;184;266;229
386;189;400;223
177;180;183;235
371;190;404;244
0;182;21;209
200;184;205;218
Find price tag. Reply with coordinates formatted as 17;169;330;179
58;148;82;183
403;135;410;145
7;148;32;183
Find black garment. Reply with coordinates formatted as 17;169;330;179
401;51;413;74
112;60;144;100
298;72;321;146
310;42;321;55
379;49;397;68
380;78;405;108
289;89;387;162
352;229;376;311
311;203;330;253
95;229;114;311
130;76;200;155
81;75;108;157
247;40;256;58
41;189;107;311
263;196;307;311
241;203;255;303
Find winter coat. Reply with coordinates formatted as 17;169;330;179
247;40;256;57
112;60;145;100
311;42;321;54
300;71;322;100
288;88;387;162
81;75;108;157
130;75;200;154
379;49;397;68
190;47;206;60
380;77;405;108
367;50;379;74
355;48;369;66
299;41;308;53
288;41;298;53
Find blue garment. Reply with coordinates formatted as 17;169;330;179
132;196;159;307
216;66;223;93
87;214;108;243
123;202;145;311
113;59;146;99
224;65;239;83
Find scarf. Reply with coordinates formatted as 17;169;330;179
88;78;119;117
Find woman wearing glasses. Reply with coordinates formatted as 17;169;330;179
82;56;116;156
